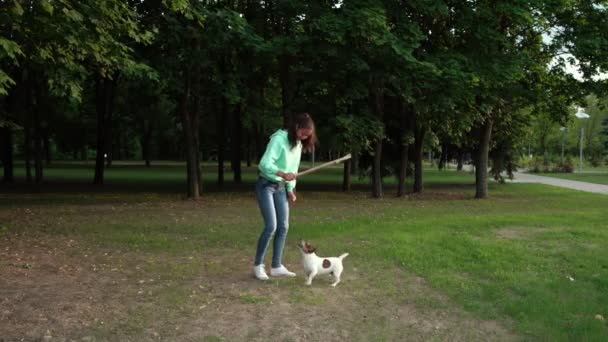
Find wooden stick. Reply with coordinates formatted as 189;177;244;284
297;153;352;177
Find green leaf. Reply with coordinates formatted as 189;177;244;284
0;38;23;61
11;0;24;16
41;0;54;14
0;70;16;95
62;8;84;22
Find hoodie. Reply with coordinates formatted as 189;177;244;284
258;129;302;192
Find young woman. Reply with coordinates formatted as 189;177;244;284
253;113;317;280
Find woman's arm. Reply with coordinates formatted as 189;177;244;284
259;136;282;176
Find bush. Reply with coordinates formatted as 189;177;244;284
553;157;574;173
590;153;603;167
525;156;542;173
524;156;574;173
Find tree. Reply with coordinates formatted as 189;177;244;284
456;0;567;198
339;1;418;198
0;119;19;183
0;0;153;185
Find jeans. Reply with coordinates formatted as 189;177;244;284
254;177;289;268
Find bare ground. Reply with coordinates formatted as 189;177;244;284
1;232;517;342
0;193;520;342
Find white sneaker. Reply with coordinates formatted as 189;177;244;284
270;265;296;277
253;264;269;280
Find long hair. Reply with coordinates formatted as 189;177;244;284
285;112;317;153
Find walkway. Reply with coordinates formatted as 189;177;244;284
510;172;608;195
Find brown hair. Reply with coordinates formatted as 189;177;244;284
285;112;317;153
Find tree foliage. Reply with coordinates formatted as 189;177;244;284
1;0;607;198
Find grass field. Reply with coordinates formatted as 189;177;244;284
2;162;608;341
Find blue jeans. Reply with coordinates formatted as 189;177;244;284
254;177;289;268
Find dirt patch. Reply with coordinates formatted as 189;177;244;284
494;225;560;240
494;226;578;242
0;233;146;340
1;232;518;341
495;227;527;240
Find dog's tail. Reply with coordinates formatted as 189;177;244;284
339;253;349;260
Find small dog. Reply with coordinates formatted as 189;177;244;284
297;240;348;287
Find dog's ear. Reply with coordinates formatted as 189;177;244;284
304;242;316;254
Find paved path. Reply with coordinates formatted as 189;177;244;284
510;172;608;195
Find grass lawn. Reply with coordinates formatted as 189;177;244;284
2;163;608;341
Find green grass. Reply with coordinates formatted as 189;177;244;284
370;186;608;340
4;162;475;207
9;161;474;187
537;171;608;185
3;162;608;340
582;165;608;172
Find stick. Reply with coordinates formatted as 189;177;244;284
297;153;352;177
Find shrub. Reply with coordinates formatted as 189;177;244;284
525;155;574;173
553;157;574;173
526;156;544;173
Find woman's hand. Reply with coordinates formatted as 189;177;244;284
287;191;297;203
277;171;297;181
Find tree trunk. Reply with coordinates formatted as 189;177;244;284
397;143;409;197
180;71;201;199
1;127;14;183
24;76;32;183
104;78;117;168
255;114;263;163
231;103;242;183
457;149;464;171
217;97;226;188
33;95;43;184
32;78;45;184
246;129;252;167
142;120;152;167
438;143;447;171
342;159;351;192
370;77;384;199
43;129;51;166
253;81;267;163
475;118;494;199
93;75;117;183
413;125;425;193
24;123;32;183
397;101;411;197
2;69;18;183
371;139;383;198
94;75;107;185
193;89;201;191
351;152;359;175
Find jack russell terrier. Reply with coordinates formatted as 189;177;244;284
297;240;348;287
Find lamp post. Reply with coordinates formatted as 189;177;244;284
559;127;566;163
575;108;590;172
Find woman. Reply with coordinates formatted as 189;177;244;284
253;113;317;280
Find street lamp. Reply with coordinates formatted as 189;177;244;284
575;108;590;172
559;127;566;163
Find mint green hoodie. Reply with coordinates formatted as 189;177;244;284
258;129;302;192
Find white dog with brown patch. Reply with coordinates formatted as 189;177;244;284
297;240;348;287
